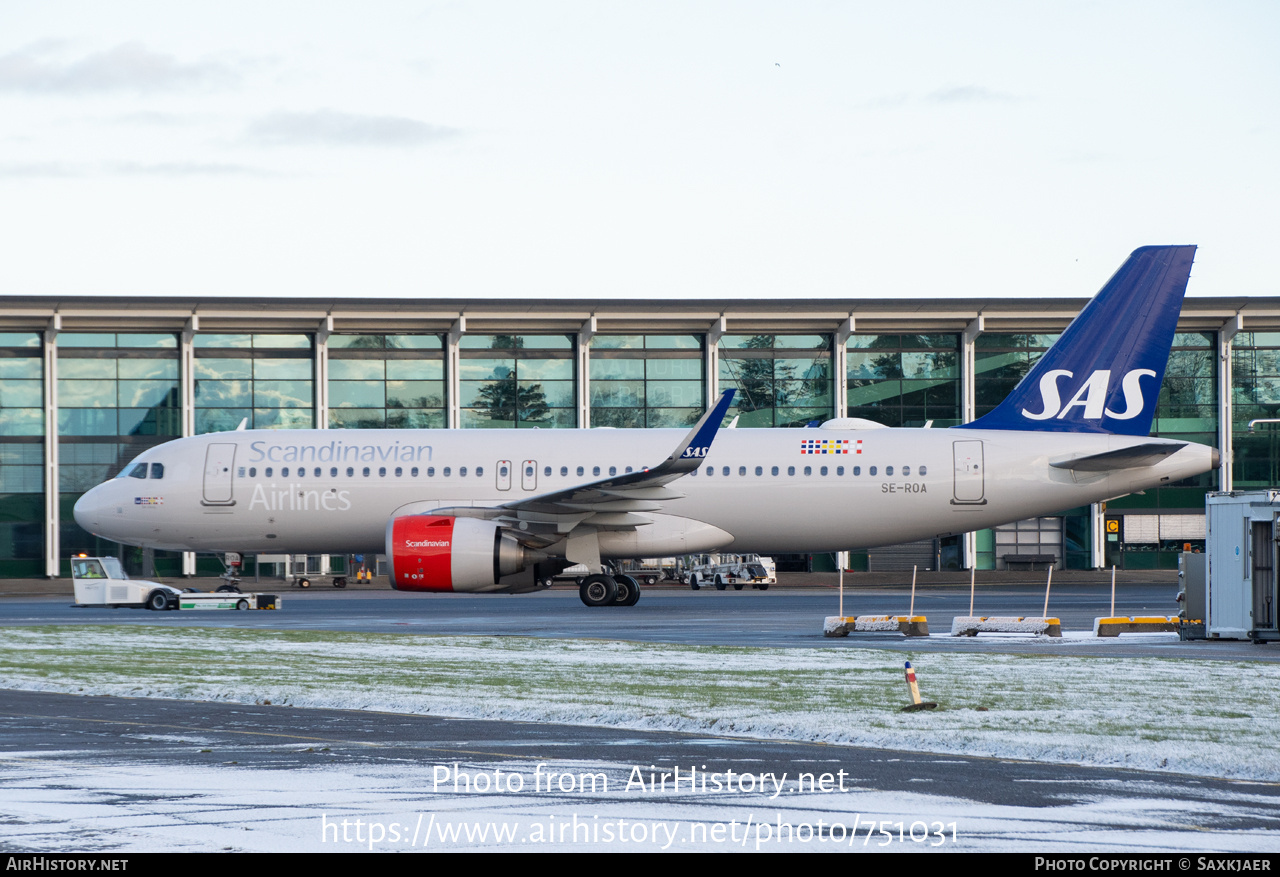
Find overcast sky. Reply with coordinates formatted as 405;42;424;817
0;1;1275;300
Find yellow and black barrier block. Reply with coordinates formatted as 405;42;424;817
1093;615;1179;637
950;616;1062;637
823;615;929;637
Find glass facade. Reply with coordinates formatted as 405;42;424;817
718;335;832;428
0;332;44;575
589;335;705;428
57;332;182;567
847;334;961;428
328;335;445;429
1232;332;1280;489
460;335;576;429
194;334;314;433
973;333;1060;419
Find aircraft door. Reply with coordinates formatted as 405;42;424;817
203;443;236;505
497;460;512;491
951;440;986;505
522;460;537;491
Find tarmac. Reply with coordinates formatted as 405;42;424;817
0;567;1180;597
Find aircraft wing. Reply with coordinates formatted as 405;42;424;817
1049;441;1187;472
430;390;735;537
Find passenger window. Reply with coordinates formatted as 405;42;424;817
561;466;568;476
787;466;795;476
544;466;551;477
500;465;509;477
920;465;928;476
886;466;894;476
443;467;451;477
362;467;370;477
593;466;600;476
427;467;435;477
902;466;910;476
739;466;746;476
476;466;483;477
459;467;466;477
722;466;729;476
577;466;584;476
395;467;402;477
706;467;713;476
331;467;338;477
804;466;811;476
771;466;779;476
347;467;354;477
283;467;291;477
755;466;763;476
870;466;877;476
820;466;827;476
836;466;844;476
625;466;633;473
852;466;860;476
150;463;164;479
249;467;257;477
411;467;419;477
607;466;615;476
129;463;147;479
266;467;273;477
315;467;321;477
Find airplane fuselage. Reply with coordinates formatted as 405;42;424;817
75;425;1215;557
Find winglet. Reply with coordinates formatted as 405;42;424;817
664;389;735;473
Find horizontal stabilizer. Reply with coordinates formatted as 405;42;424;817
1049;442;1187;472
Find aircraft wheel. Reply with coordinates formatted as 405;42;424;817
235;599;250;610
146;590;170;611
714;575;727;591
613;574;641;607
333;577;347;589
733;582;744;590
688;573;700;591
579;575;618;608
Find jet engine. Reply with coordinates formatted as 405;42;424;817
386;515;536;592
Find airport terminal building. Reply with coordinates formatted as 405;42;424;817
2;293;1279;579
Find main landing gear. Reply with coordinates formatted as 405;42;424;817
578;573;642;608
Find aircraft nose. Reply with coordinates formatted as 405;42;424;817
73;485;110;534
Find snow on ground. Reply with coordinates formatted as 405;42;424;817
5;752;1280;852
3;625;1280;783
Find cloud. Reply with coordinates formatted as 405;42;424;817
0;162;83;178
107;161;275;177
0;161;272;178
0;42;237;94
866;86;1024;110
922;86;1020;105
246;109;458;147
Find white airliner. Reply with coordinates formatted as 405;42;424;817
75;246;1218;607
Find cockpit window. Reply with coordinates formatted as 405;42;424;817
150;463;164;479
128;463;148;479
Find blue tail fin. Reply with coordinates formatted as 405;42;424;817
958;245;1196;436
